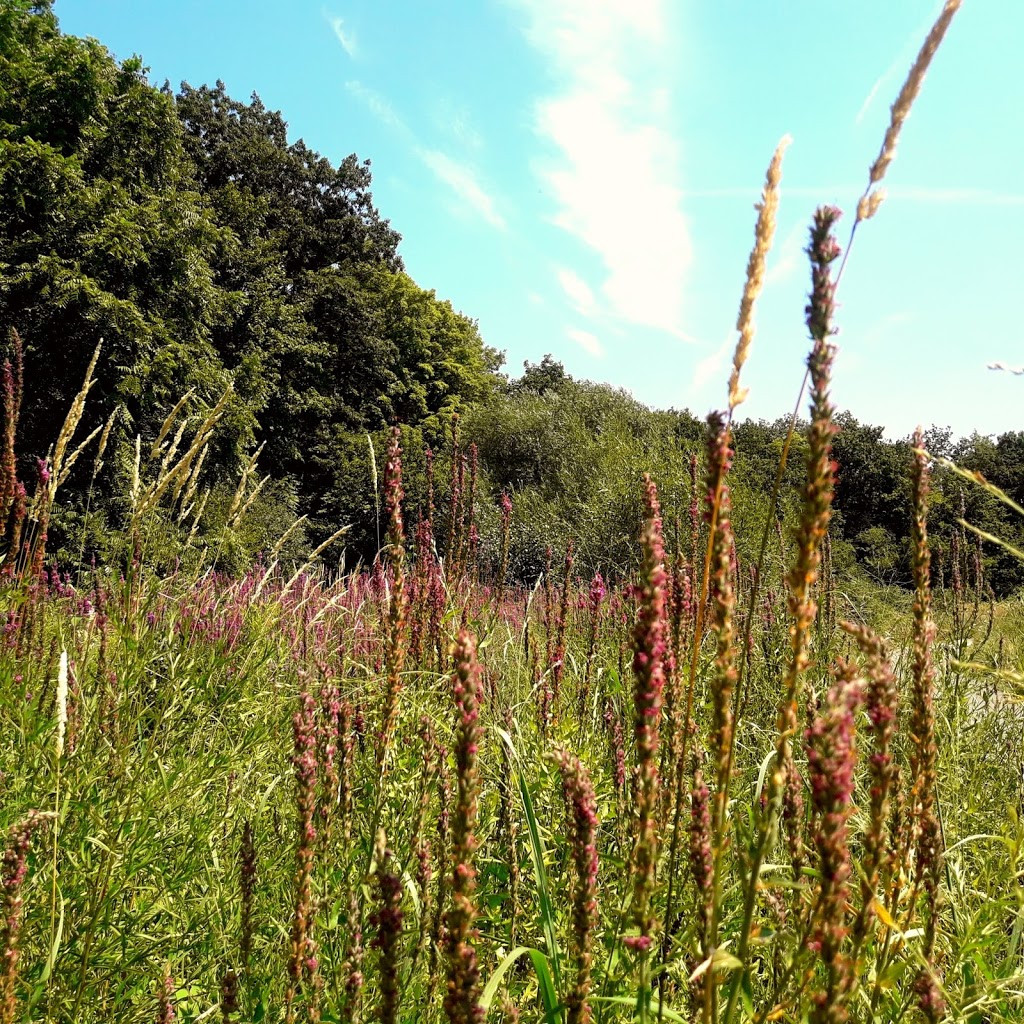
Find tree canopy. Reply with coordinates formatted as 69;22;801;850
0;0;502;555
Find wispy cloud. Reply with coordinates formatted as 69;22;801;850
890;186;1024;207
764;219;805;287
325;11;357;57
855;9;942;125
346;83;506;230
681;185;1024;208
418;149;506;229
345;81;409;135
567;327;604;358
556;267;598;317
855;74;887;126
689;331;733;403
433;98;485;152
509;0;692;337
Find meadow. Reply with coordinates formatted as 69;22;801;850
5;0;1024;1022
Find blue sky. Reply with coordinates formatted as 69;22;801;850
56;0;1024;440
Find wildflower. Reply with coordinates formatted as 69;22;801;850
317;681;341;845
626;476;667;973
285;685;318;1024
689;772;714;961
445;630;484;1024
496;725;520;947
378;426;408;770
554;746;600;1024
496;490;513;609
240;821;256;971
579;570;605;717
371;832;404;1024
0;332;22;536
705;414;737;828
341;885;364;1020
805;660;864;1023
1;811;54;1024
842;622;899;945
427;737;452;997
772;206;841;834
156;971;176;1024
551;542;573;712
220;968;239;1023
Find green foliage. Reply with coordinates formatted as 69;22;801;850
0;3;502;567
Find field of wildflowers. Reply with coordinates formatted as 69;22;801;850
5;1;1024;1022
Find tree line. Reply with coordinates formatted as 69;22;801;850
2;1;1021;595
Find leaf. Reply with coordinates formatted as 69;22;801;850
40;896;65;984
741;969;755;1017
497;728;562;995
592;996;689;1023
689;947;742;984
754;749;776;805
481;946;533;1014
870;897;896;929
528;948;562;1024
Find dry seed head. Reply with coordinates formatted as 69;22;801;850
231;473;270;528
184;490;210;546
729;133;792;412
225;444;263;525
868;0;962;186
366;433;378;492
91;405;120;480
55;423;102;492
49;339;102;501
157;416;190;482
131;435;141;506
176;445;210;516
138;387;232;516
285;525;350;591
856;188;887;224
55;651;69;760
271;515;309;561
150;389;195;458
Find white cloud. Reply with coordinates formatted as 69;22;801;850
326;12;357;57
433;98;485;152
509;0;692;336
855;74;887;126
345;81;409;135
856;9;942;125
567;327;604;358
345;83;505;229
890;186;1024;206
764;219;805;287
418;150;507;229
555;267;597;317
680;185;1024;208
689;331;733;402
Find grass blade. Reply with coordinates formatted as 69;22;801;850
481;945;532;1013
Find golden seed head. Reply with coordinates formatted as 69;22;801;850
868;0;962;186
856;188;887;223
728;134;792;412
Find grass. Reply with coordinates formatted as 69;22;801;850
0;471;1022;1023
